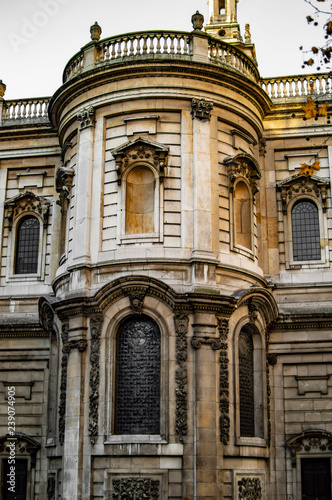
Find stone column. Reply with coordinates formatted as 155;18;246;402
73;106;95;265
60;320;87;500
191;100;214;260
191;317;220;500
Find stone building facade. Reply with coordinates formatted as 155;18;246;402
0;1;332;499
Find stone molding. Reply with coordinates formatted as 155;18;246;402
224;153;262;196
277;173;330;214
4;190;50;230
287;430;332;467
111;137;169;185
0;433;40;468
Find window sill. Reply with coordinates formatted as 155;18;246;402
7;273;42;282
105;435;167;444
236;436;267;447
120;232;161;244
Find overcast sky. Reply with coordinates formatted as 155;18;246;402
0;0;327;99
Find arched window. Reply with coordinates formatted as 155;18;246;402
114;315;161;434
125;167;155;235
238;325;264;439
292;200;320;261
15;216;40;274
234;181;252;250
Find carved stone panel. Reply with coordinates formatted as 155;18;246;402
89;316;103;443
111;477;160;500
174;313;189;443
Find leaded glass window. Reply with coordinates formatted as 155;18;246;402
292;200;320;261
15;216;40;274
239;328;255;437
115;316;161;434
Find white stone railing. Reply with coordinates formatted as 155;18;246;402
261;73;332;99
63;30;261;83
208;39;260;82
1;97;50;122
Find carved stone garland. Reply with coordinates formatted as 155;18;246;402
217;317;230;445
238;477;262;499
88;316;103;443
47;475;56;500
112;477;159;500
59;323;87;445
174;313;189;443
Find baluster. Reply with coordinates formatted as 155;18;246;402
142;34;148;55
104;43;110;61
156;34;162;54
169;34;175;54
129;36;134;56
111;40;116;59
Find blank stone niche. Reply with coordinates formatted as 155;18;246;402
125;167;155;235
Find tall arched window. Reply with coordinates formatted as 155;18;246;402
234;181;252;250
114;315;161;434
15;216;40;274
125;167;155;235
238;325;264;439
292;200;320;261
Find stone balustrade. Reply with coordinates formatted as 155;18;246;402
261;72;332;100
63;30;260;83
1;97;50;123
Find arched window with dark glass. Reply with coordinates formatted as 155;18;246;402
238;325;264;439
292;200;320;261
15;216;40;274
114;315;161;434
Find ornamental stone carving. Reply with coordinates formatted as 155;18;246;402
4;191;50;230
287;430;332;467
76;105;95;129
238;477;262;499
224;153;261;196
112;477;159;500
191;98;213;120
0;434;40;469
277;173;330;214
88;316;103;443
174;313;189;443
217;317;230;444
55;166;74;206
111;137;169;185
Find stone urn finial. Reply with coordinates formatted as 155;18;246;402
191;11;204;31
0;80;6;99
90;22;102;42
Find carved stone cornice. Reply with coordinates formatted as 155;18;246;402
224;153;261;196
76;105;95;129
111;137;169;185
191;98;213;120
277;174;330;214
4;191;50;230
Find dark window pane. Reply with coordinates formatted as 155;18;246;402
239;328;255;437
115;316;161;434
15;216;40;274
292;200;320;261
